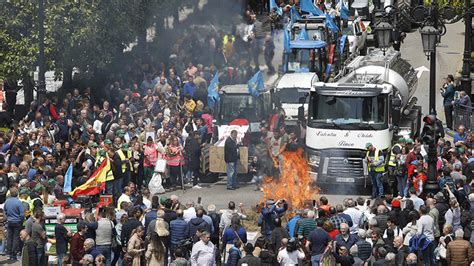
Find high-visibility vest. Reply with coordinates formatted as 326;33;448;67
117;150;132;173
29;197;43;213
388;143;402;167
366;148;385;172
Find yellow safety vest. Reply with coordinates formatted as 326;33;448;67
117;150;133;173
366;148;385;172
388;143;402;167
29;197;43;213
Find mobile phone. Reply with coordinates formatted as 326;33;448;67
197;197;202;204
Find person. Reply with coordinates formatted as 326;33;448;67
277;237;305;265
263;34;275;75
80;254;94;265
222;215;247;246
237;243;260;266
438;224;454;266
417;205;435;265
190;231;216;265
55;213;72;266
170;209;190;257
170;247;191;266
219;201;247;232
297;210;316;238
95;255;106;266
454;90;472;117
393;236;408;265
165;137;184;190
333;246;354;266
31;211;47;266
224;130;239;190
145;231;166;266
258;199;288;239
112;214;127;266
406;252;418;266
334;223;358;250
83;238;101;261
355;229;372;262
446;228;473;265
453;124;467;144
343;199;362;235
189;209;211;241
121;207;143;249
117;186;132;209
4;187;24;261
126;226;145;266
306;218;332;266
269;217;288;254
387;138;405;197
226;239;242;265
70;222;87;266
441;74;456;129
95;209;114;265
20;229;37;266
366;143;385;198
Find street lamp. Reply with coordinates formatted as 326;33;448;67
374;21;393;55
419;25;439;59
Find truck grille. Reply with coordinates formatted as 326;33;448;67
324;157;365;177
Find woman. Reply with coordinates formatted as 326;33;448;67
143;136;158;186
165;137;184;190
112;214;127;266
126;226;145;266
131;140;144;188
145;232;166;266
437;224;454;266
402;211;419;247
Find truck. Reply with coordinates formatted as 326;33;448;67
304;49;421;189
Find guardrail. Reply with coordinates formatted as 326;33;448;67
454;103;474;131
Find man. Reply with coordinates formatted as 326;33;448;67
83;238;101;261
446;228;473;265
334;223;358;250
355;229;372;262
116;186;132;209
4;187;24;261
120;207;143;248
426;198;440;240
31;211;47;266
408;187;424;211
170;210;190;258
454;90;472;117
393;236;408;265
366;143;385;198
237;243;261;266
306;218;332;266
336;204;353;227
328;206;347;231
70;222;87;265
388;138;405;197
219;201;246;232
417;205;435;265
183;76;197;99
224;130;239;190
183;200;196;223
453;124;467;144
190;231;215;265
297;210;317;238
20;229;37;266
343;199;362;236
374;205;389;234
258;199;288;239
263;34;275;75
441;74;455;129
55;213;72;266
144;196;159;233
188;209;211;240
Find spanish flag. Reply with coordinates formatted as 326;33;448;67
69;158;112;199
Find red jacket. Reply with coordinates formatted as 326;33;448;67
70;232;85;264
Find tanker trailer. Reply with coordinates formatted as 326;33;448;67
303;49;421;189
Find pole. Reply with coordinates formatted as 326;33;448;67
460;0;472;98
38;0;46;103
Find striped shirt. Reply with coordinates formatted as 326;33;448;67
297;218;317;237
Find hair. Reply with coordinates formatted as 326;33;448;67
316;218;325;227
84;238;95;247
320;196;328;205
82;254;94;263
322;220;335;232
228;201;236;210
408;210;419;222
419;205;429;215
196;208;204;218
151;196;160;209
176;209;184;218
243;243;254;254
329;206;337;215
406;253;417;264
356;197;365;206
454;228;464;238
10;187;18;197
358;229;367;239
57;213;66;220
254;236;267;249
231;215;241;231
150;232;165;260
335;204;344;213
131;225;144;236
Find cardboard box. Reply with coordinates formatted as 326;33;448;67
209;146;248;174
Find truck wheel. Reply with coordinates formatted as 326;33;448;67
397;0;413;32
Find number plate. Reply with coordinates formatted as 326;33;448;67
336;177;355;183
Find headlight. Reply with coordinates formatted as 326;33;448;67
308;151;321;167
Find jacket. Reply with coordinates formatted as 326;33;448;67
226;246;241;266
441;83;455;106
21;238;37;266
70;232;85;264
170;257;191;266
258;202;288;237
237;254;261;266
4;196;25;223
446;238;473;265
170;218;190;245
355;239;372;261
224;137;238;163
188;217;211;239
127;233;144;266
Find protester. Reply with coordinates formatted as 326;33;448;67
20;229;37;266
4;187;24;261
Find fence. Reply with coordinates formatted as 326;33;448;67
454;103;474;131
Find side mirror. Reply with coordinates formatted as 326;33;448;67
299;96;306;104
298;106;305;121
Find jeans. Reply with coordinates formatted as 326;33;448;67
111;245;122;266
226;162;237;189
37;246;46;266
370;171;384;198
113;178;123;199
422;241;436;266
444;105;453;129
57;253;65;266
6;221;22;259
397;175;408;197
311;254;323;266
97;245;112;265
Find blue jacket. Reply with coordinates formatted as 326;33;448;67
408;234;431;253
441;84;455;106
222;226;247;244
226;246;242;266
286;215;301;238
4;197;24;223
87;246;101;260
170;218;189;245
144;209;158;233
258;203;288;237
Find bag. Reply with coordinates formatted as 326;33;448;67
110;221;118;249
149;172;165;195
154;159;167;173
123;252;133;266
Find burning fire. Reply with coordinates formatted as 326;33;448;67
262;149;319;210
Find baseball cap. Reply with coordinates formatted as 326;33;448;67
104;139;112;145
391;199;401;208
89;142;99;148
406;138;414;144
365;143;373;149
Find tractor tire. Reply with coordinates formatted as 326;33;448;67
397;0;413;32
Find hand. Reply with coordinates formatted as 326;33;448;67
239;202;244;208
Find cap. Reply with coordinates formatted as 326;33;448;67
160;196;168;205
19;188;29;195
116;129;125;137
47;179;56;187
398;138;406;143
99;150;106;157
391;199;401;208
266;199;275;206
122;143;129;150
89;142;99;148
104;139;112;145
405;138;414;144
365;142;373;149
34;184;44;192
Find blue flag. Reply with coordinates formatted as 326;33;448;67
339;0;349;20
284;28;291;53
269;0;283;15
207;72;219;109
299;28;309;40
300;0;323;15
290;6;302;27
247;71;265;97
63;163;73;193
339;35;348;54
325;13;339;33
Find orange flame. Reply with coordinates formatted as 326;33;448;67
261;149;319;210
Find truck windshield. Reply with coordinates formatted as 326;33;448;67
277;88;308;104
219;94;262;124
287;49;321;73
309;93;388;129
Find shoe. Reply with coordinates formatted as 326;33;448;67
227;187;235;190
192;185;202;189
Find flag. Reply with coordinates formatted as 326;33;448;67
269;0;283;15
290;6;302;27
338;0;349;20
284;28;291;53
300;0;323;16
339;35;348;54
207;72;219;109
69;158;111;198
299;28;309;40
247;71;265;97
63;163;73;193
325;13;339;33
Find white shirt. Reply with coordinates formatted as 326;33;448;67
417;214;435;241
344;207;362;234
277;249;305;266
190;240;216;266
184;207;196;223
